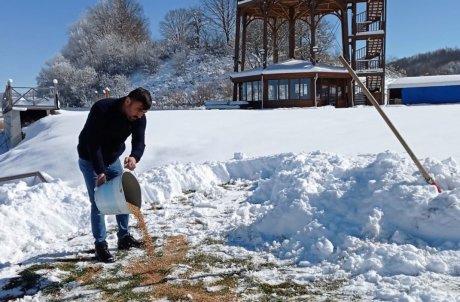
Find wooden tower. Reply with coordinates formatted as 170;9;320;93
233;0;387;107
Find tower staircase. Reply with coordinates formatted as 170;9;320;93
351;0;386;105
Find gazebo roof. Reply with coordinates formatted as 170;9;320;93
230;59;349;79
236;0;363;18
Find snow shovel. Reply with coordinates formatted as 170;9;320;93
339;56;442;193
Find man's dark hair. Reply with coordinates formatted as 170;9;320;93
128;87;152;110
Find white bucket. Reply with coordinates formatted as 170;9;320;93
94;171;142;215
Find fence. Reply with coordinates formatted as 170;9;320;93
2;79;60;114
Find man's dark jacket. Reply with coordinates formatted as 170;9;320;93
78;97;146;174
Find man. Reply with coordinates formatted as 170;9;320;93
78;87;152;263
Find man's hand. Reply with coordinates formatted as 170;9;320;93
124;156;137;171
96;173;106;187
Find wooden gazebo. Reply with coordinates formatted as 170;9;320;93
231;0;387;108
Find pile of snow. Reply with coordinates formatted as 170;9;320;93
138;153;460;300
225;152;460;264
134;151;460;268
0;180;90;264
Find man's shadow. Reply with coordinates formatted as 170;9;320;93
19;249;96;265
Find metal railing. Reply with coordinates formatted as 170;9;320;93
0;171;48;184
355;58;383;71
356;11;383;33
2;80;59;114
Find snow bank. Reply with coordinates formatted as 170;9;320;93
135;151;460;274
138;161;230;203
222;152;460;278
0;179;90;264
230;152;453;243
2;148;460;300
4;149;458;269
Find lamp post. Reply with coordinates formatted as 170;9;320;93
52;79;60;109
5;79;13;113
104;87;110;98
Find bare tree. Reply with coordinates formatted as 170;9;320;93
245;19;272;68
200;0;236;45
294;18;335;63
244;16;336;68
188;7;207;48
160;8;193;44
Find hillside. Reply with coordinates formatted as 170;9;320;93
388;48;460;76
130;49;234;108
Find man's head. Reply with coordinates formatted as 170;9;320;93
123;87;152;121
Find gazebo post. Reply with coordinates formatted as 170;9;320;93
262;0;269;69
241;14;248;72
261;0;270;108
288;6;295;59
309;2;317;64
341;7;350;61
233;9;241;101
341;5;352;106
272;18;279;63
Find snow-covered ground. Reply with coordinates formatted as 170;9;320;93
1;105;460;300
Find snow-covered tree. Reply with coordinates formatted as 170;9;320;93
97;74;131;98
37;54;97;107
38;0;159;105
173;50;189;76
61;0;156;76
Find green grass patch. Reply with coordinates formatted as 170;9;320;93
201;237;225;245
254;278;348;301
189;252;225;270
42;281;64;295
94;273;150;302
57;262;76;272
258;281;312;297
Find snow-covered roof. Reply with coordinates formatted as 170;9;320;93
388;74;460;89
230;59;349;79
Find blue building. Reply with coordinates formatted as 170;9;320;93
388;75;460;105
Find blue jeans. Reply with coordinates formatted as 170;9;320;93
78;158;129;244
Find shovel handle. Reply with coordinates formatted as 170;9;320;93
339;56;441;193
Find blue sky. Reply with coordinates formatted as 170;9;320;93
0;0;459;86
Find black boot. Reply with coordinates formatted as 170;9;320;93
118;234;142;250
95;241;115;263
